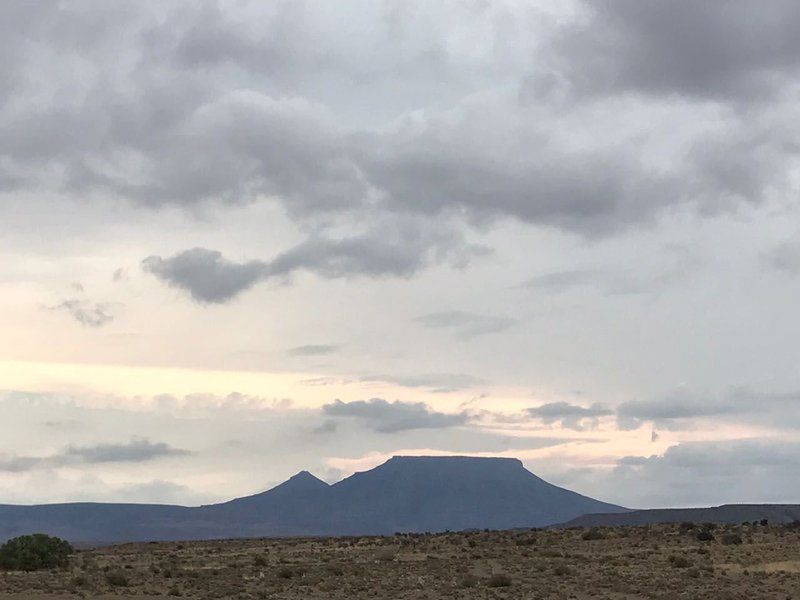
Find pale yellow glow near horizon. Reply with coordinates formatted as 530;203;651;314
0;359;531;412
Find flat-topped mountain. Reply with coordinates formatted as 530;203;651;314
0;455;626;544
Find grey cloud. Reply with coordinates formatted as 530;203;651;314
616;388;800;431
521;247;702;297
0;437;190;473
288;344;340;357
611;439;800;506
322;398;468;433
416;310;515;339
522;269;599;293
144;221;485;303
50;298;115;327
313;420;338;435
558;0;800;101
63;438;190;464
361;373;485;393
766;239;800;274
0;1;794;246
143;248;267;304
527;401;613;431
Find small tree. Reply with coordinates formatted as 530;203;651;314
0;534;73;571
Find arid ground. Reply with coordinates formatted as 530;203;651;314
1;523;799;599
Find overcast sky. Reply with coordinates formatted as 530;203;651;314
2;0;800;509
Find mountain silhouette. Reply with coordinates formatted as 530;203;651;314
559;504;800;528
0;455;625;544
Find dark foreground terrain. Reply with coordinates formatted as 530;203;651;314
2;522;800;599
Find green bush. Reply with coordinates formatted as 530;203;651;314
0;534;73;571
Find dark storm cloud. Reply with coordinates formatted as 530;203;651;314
1;0;797;250
288;344;340;357
0;438;189;472
144;221;486;302
49;299;115;327
322;398;468;433
415;310;515;339
558;0;800;101
527;401;613;431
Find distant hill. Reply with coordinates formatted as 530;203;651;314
558;504;800;528
0;456;625;544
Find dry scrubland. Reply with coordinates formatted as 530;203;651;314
1;522;800;599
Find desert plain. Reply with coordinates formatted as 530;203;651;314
1;522;799;599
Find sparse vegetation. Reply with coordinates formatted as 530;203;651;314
2;523;800;598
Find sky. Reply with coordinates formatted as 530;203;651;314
2;0;800;509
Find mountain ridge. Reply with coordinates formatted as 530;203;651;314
0;455;624;544
557;503;800;528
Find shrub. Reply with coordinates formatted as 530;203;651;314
669;555;692;568
276;566;296;579
487;573;512;587
696;530;714;542
253;555;268;567
553;564;574;576
375;547;396;562
721;533;743;546
0;534;73;571
581;528;605;541
105;569;129;587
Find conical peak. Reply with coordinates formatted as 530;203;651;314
286;470;328;486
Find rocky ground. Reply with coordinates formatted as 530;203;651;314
1;522;799;599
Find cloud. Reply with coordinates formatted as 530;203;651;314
144;220;486;302
522;269;599;293
1;0;795;251
615;387;800;431
556;0;800;102
361;373;485;393
288;344;340;357
415;310;515;339
766;238;800;274
527;401;613;431
49;298;115;327
0;437;190;473
312;420;338;435
142;248;267;304
63;438;190;464
322;398;468;433
611;438;800;507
